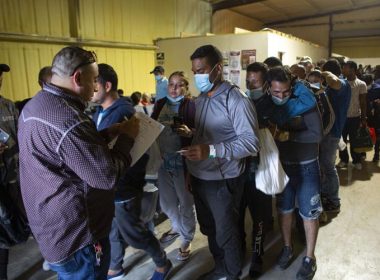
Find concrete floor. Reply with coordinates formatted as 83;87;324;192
7;152;380;280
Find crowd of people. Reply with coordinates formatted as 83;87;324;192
0;45;379;280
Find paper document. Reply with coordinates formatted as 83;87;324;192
129;112;164;166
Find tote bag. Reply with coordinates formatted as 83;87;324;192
255;128;289;195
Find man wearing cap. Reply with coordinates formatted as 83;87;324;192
17;47;139;280
150;66;168;102
1;63;26;280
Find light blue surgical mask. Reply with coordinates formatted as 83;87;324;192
311;82;321;89
247;88;265;100
194;64;218;93
155;75;162;81
272;95;290;106
166;95;184;103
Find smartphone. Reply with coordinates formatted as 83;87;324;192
0;128;10;144
171;116;184;131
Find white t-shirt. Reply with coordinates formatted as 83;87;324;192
347;78;367;118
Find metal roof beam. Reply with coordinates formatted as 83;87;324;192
267;3;380;26
211;0;265;12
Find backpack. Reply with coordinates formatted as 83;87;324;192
310;89;335;136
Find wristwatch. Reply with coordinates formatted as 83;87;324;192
209;145;216;159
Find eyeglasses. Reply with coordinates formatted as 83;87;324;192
70;50;97;76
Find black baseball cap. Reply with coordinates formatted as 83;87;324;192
150;66;164;74
0;64;10;74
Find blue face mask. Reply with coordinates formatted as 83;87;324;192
247;88;265;100
311;82;321;89
194;64;218;93
272;95;290;106
166;95;184;103
155;75;162;81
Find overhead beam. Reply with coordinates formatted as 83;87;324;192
331;28;380;39
267;3;380;26
261;1;291;20
211;0;265;12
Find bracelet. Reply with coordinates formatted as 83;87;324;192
209;145;216;159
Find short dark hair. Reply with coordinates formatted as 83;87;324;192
263;56;283;68
190;45;223;67
246;62;269;81
52;46;97;77
344;60;358;71
98;63;118;91
130;91;142;106
267;66;292;84
308;70;322;78
38;66;52;85
362;74;373;86
322;59;342;76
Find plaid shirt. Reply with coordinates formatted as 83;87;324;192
18;84;133;263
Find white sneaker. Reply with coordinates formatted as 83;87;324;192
337;161;347;168
353;163;362;170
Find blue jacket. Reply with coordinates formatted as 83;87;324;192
326;79;351;138
93;98;135;130
271;81;316;126
92;98;149;202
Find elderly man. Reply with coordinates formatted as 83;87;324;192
18;46;139;280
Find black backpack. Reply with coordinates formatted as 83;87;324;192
314;91;335;136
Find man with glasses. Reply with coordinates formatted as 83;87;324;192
182;45;260;280
18;46;139;280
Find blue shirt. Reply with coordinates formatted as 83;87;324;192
326;79;351;138
155;77;168;101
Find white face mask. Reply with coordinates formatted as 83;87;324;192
166;95;184;103
271;95;290;106
247;87;265;100
194;64;218;93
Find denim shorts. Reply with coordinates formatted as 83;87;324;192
276;159;322;220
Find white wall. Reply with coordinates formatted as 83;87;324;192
156;30;328;95
350;58;380;67
267;31;328;67
156;32;268;95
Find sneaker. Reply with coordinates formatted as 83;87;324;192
296;256;317;280
336;161;347;168
323;200;341;213
249;252;263;278
276;246;293;270
150;260;173;280
42;260;50;271
107;270;124;280
353;163;362;170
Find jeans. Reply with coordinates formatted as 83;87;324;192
374;128;380;159
339;117;361;164
48;238;110;280
277;160;322;220
109;194;167;271
191;174;244;279
320;134;341;206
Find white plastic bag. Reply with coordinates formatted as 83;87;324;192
255;128;289;195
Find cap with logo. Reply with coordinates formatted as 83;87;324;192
150;66;164;74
